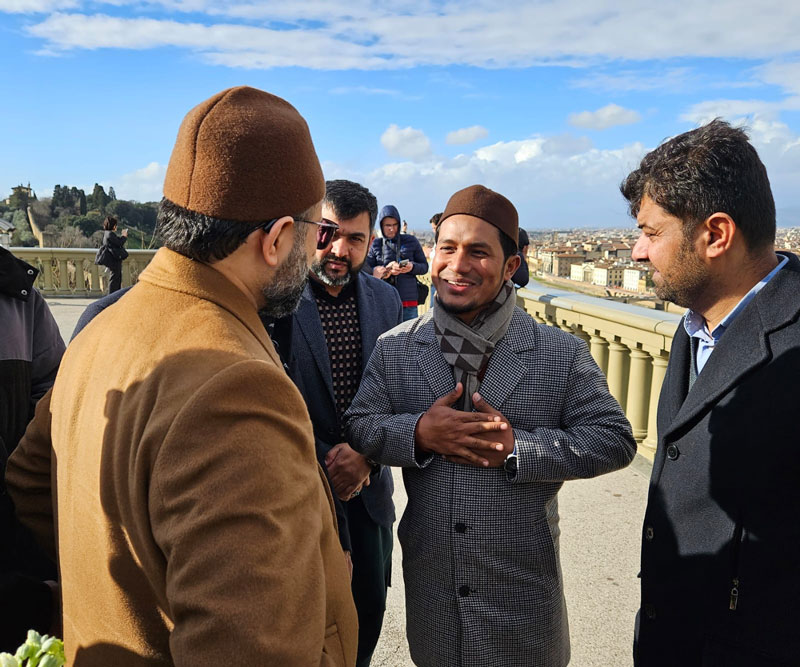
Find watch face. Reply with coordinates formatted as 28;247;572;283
504;454;517;473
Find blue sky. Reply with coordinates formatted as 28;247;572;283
2;1;800;230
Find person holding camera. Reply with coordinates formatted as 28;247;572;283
99;215;129;294
365;204;428;321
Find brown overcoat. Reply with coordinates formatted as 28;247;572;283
6;248;358;666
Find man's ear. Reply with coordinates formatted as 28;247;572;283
260;216;295;268
700;212;736;259
369;232;375;245
503;253;522;281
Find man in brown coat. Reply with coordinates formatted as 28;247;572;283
5;86;358;666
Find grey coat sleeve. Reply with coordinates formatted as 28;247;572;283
513;342;636;483
343;337;433;469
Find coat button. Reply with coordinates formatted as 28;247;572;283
666;445;679;460
645;526;654;541
644;603;656;619
458;585;470;597
20;289;28;296
454;523;467;533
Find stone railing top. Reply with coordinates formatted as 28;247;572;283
518;282;683;338
11;247;157;257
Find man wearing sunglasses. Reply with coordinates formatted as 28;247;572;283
273;179;401;667
6;87;357;666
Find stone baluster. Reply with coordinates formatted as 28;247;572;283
642;353;670;454
626;347;652;443
606;338;630;410
89;264;102;295
589;332;609;375
58;258;70;294
42;256;55;293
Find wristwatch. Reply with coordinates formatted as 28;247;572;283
503;448;518;477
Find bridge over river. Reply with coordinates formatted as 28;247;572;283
48;296;652;667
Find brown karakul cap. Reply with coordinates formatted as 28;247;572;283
163;86;324;222
440;184;518;248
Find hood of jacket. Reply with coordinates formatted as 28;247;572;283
378;205;401;236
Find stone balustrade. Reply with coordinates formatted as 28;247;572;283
10;247;157;297
418;274;681;459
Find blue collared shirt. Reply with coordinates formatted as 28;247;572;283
684;254;788;375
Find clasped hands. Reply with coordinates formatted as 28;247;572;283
415;382;514;467
325;442;372;501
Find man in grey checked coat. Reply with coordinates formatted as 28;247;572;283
345;185;636;666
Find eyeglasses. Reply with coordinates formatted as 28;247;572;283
249;217;340;250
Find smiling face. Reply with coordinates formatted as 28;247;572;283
311;203;372;290
631;195;709;308
432;214;519;323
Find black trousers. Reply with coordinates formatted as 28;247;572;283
344;495;393;667
107;262;122;294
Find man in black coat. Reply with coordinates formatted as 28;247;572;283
273;180;401;666
623;119;800;666
0;246;64;650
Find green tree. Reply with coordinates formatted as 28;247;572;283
78;190;87;215
8;185;31;211
90;183;109;213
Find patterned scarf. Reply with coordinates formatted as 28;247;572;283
433;280;516;411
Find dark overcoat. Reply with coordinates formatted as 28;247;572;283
636;252;800;666
274;273;402;546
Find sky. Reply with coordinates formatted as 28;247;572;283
2;1;800;230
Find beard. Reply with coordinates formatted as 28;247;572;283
652;237;710;307
311;253;362;287
260;228;309;319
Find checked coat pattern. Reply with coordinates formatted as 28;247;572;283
344;307;636;667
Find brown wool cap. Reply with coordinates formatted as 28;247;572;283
440;185;518;248
163;86;324;222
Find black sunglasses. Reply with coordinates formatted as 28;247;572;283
249;217;339;250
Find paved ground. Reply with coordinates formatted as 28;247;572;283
48;297;652;667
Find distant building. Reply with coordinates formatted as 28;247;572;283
0;217;14;247
623;267;651;293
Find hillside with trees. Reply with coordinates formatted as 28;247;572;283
1;183;160;249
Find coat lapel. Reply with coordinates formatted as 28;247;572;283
415;321;458;401
475;338;527;411
357;274;381;356
662;254;800;442
294;285;336;406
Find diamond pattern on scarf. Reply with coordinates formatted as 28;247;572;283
433;280;516;411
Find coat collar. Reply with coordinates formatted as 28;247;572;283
414;306;534;409
137;247;278;364
0;246;38;302
662;252;800;442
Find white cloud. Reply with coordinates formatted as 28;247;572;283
0;0;77;11
568;103;642;130
324;131;647;228
446;125;489;145
380;124;432;161
115;161;166;202
19;2;800;70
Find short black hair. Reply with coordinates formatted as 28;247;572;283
323;180;378;232
435;225;517;263
620;119;776;250
156;197;309;263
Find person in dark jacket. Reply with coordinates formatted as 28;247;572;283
624;119;800;666
101;215;128;294
365;204;427;321
512;228;530;288
0;246;64;651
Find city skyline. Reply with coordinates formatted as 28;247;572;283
2;1;800;229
